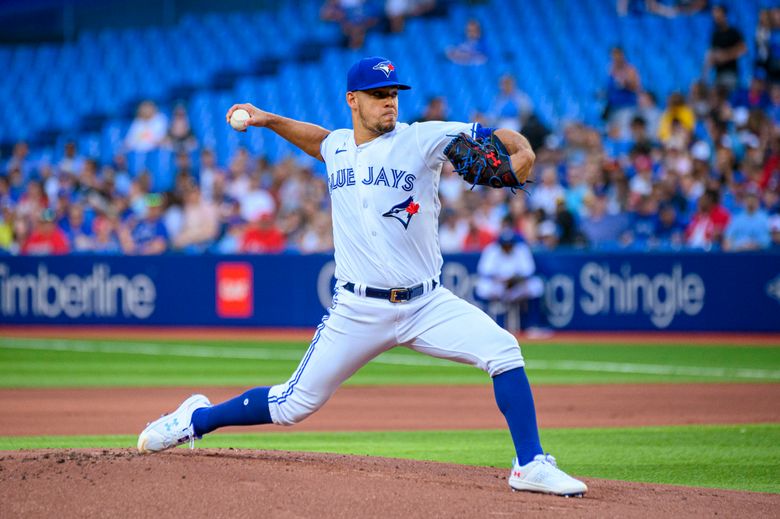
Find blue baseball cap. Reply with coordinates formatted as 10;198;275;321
347;57;411;92
498;229;518;246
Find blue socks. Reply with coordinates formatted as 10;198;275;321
190;369;542;466
191;387;272;437
492;367;544;465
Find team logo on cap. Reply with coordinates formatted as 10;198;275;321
372;61;395;78
382;196;419;230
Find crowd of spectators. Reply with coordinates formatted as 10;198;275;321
321;0;438;49
0;136;333;255
2;5;780;256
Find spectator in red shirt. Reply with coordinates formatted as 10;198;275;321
21;209;70;255
685;189;731;250
241;213;286;253
461;219;496;252
759;134;780;192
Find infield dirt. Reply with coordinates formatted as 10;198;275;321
1;383;779;435
1;449;778;518
1;383;779;517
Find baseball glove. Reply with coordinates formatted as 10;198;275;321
443;132;528;191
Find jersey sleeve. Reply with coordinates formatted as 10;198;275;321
414;121;484;170
320;128;351;163
319;131;335;160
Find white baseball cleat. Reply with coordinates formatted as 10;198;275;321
137;394;211;454
508;454;588;497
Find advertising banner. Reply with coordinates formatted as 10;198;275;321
1;252;778;331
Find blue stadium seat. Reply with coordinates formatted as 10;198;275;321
0;0;768;178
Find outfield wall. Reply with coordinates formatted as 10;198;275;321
1;252;778;331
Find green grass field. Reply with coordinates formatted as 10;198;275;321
1;336;779;386
1;335;778;493
2;425;778;493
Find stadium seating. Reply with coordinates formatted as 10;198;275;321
0;0;772;171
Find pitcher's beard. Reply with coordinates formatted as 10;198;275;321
359;110;396;136
372;121;396;134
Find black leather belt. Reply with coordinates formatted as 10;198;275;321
343;280;438;303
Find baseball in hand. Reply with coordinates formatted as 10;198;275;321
230;109;250;131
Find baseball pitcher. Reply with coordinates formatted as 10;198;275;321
138;57;586;497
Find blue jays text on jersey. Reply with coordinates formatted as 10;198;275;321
328;166;416;193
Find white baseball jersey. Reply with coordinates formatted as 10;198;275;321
267;121;524;427
319;121;479;288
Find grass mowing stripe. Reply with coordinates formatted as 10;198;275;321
0;338;454;367
1;424;777;493
531;360;780;380
2;338;779;381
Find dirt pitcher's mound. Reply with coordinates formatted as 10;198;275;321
1;449;776;518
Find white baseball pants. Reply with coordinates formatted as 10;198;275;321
268;285;524;426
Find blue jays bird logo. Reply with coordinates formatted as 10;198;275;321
382;196;420;229
372;61;395;78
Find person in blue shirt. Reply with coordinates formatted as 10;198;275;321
723;189;771;251
730;76;770;111
769;214;780;250
58;202;93;252
445;19;488;66
488;75;534;132
652;202;686;249
604;47;641;138
767;83;780;128
580;190;631;249
626;195;658;249
121;193;169;255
